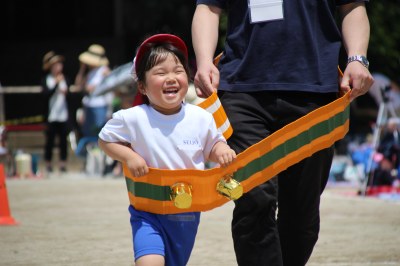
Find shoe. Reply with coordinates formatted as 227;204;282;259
60;166;67;173
46;166;53;173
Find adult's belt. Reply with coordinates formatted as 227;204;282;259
124;90;350;214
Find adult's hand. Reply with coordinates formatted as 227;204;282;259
194;61;220;98
340;62;374;102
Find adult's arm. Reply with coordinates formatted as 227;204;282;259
74;63;87;90
339;2;374;101
191;4;222;97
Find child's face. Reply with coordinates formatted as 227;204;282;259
141;53;189;115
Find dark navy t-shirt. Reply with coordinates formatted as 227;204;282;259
196;0;367;93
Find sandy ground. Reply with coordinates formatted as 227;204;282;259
1;172;400;266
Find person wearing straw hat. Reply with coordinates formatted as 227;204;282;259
41;51;71;173
74;44;112;144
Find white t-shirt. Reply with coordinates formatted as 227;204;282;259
98;103;226;170
46;75;68;122
82;66;113;108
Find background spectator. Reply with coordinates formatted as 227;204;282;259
41;51;71;173
75;44;112;139
74;44;112;159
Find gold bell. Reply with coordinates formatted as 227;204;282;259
170;182;192;209
216;174;243;200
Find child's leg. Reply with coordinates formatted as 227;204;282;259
130;206;166;265
129;206;200;266
135;254;164;266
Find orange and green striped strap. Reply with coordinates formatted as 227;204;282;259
197;92;233;140
124;90;350;214
192;52;232;139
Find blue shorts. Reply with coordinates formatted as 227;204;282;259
129;205;200;266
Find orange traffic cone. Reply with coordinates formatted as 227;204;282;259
0;163;18;225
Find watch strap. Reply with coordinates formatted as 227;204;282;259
347;55;369;69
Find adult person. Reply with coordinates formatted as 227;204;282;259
192;1;374;265
74;44;112;158
41;51;71;173
75;44;112;139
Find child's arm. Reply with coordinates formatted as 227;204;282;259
98;138;149;177
209;141;236;168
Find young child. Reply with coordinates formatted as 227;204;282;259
98;34;236;266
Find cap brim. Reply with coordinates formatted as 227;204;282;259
134;34;188;73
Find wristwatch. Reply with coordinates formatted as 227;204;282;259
347;55;369;69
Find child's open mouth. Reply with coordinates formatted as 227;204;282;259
163;88;178;95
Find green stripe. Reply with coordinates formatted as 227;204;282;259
234;105;349;182
126;178;171;201
125;106;349;200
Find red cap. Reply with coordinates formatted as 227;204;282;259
134;34;188;74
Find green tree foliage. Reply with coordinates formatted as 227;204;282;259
367;1;400;80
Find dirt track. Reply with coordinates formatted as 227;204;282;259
1;174;400;266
